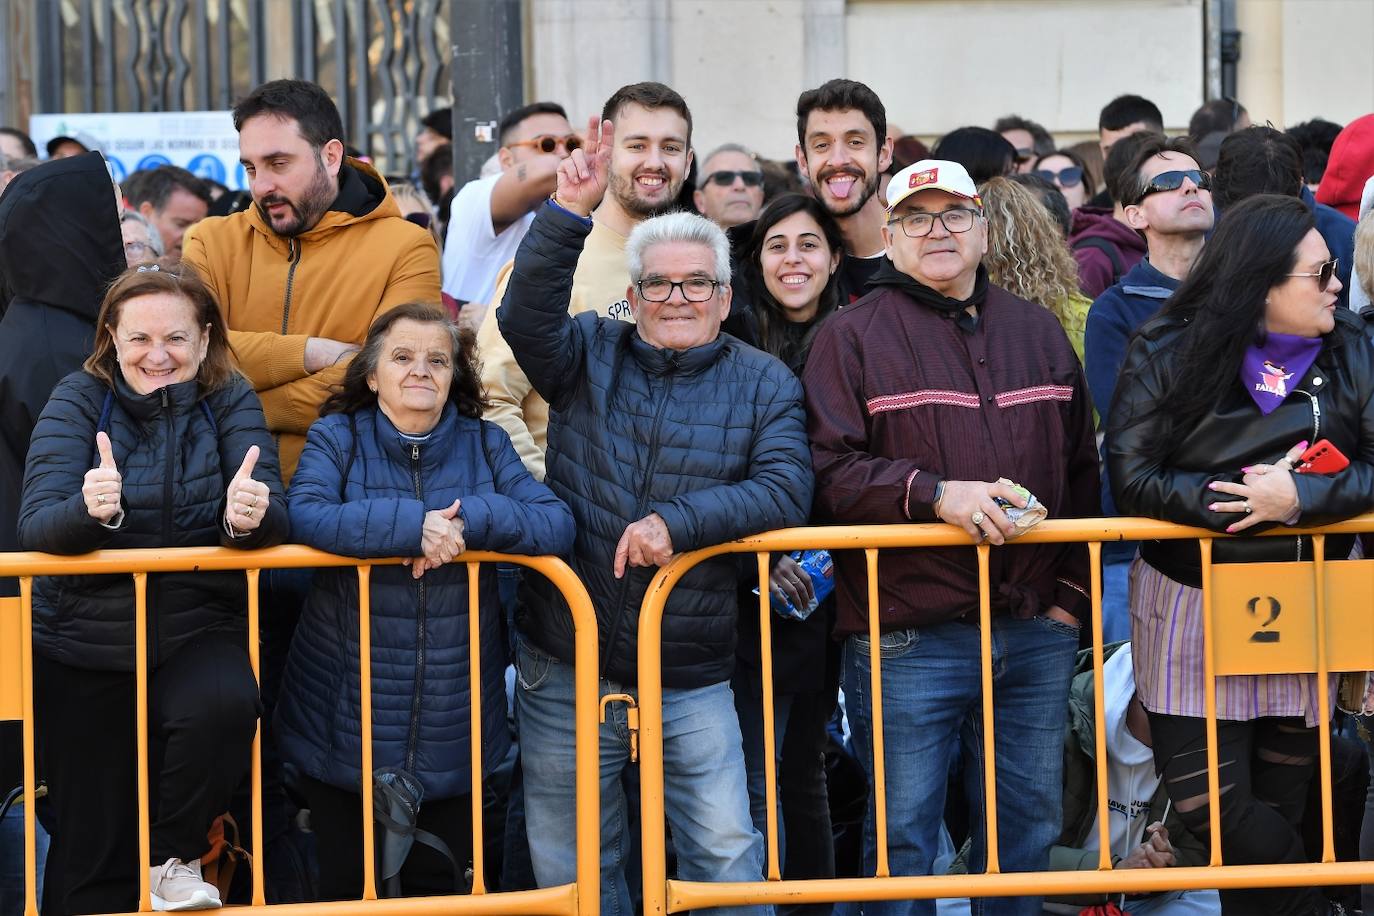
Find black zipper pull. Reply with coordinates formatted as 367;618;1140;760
412;443;420;461
160;387;169;408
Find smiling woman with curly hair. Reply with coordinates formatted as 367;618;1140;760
979;175;1092;364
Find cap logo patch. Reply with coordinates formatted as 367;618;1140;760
909;168;938;189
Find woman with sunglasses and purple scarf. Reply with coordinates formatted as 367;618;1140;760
1109;194;1368;916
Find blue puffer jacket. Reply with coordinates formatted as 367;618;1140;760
277;404;574;799
498;203;814;688
20;371;287;671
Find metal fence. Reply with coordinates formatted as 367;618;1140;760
636;516;1374;912
1;0;453;176
1;545;601;916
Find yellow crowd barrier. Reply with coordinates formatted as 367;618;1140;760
0;546;600;916
636;515;1374;913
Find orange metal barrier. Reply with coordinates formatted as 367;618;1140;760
636;516;1374;913
0;546;600;916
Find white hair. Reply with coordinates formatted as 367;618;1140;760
625;211;732;286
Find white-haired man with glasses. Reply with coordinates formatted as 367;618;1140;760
803;159;1100;916
496;118;813;916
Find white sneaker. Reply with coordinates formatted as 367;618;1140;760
149;857;222;911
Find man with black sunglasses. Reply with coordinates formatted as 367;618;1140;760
441;101;578;313
1084;134;1214;643
693;143;765;229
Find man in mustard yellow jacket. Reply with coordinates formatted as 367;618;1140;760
183;79;441;482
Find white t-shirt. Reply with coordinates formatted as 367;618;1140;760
441;172;535;307
1082;647;1159;860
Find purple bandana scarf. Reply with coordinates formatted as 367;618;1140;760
1240;332;1322;415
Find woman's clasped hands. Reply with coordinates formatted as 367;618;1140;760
406;498;465;579
1208;441;1306;533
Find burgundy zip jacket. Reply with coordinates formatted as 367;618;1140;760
802;279;1100;636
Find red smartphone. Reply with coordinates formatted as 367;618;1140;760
1295;439;1350;474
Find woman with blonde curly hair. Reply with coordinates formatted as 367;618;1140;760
979;175;1093;363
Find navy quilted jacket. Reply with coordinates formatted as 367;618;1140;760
497;203;814;688
19;371;287;671
277;404;573;798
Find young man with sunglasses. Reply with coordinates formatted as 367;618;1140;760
1084;135;1214;643
441;101;578;312
804;159;1099;916
693;143;764;229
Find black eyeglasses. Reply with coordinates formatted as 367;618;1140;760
1132;169;1212;205
886;207;980;239
506;133;583;155
1287;258;1339;292
705;170;764;188
636;277;721;302
1032;166;1084;188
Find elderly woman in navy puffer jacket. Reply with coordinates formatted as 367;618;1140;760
276;303;574;901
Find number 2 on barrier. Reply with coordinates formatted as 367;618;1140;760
1212;559;1374;675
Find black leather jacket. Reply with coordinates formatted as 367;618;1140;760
1108;309;1374;587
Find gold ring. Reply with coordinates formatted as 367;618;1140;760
971;510;986;526
244;506;253;519
250;493;259;507
97;493;107;505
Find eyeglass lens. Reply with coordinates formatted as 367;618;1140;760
1140;169;1211;201
526;134;582;153
1320;259;1336;291
708;170;764;188
639;278;717;302
1032;167;1083;188
892;208;976;238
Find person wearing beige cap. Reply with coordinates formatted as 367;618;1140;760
802;159;1101;915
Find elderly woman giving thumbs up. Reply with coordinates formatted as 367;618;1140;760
19;261;286;915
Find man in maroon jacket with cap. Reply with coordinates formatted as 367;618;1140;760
802;158;1100;916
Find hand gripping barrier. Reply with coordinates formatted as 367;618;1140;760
0;546;600;916
635;515;1374;913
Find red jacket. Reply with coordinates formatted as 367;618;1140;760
802;276;1100;635
1317;114;1374;221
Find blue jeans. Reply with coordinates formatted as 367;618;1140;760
1101;556;1132;645
842;616;1078;916
515;635;769;916
0;801;49;916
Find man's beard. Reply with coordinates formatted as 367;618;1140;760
255;160;337;238
815;165;879;218
608;168;682;219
